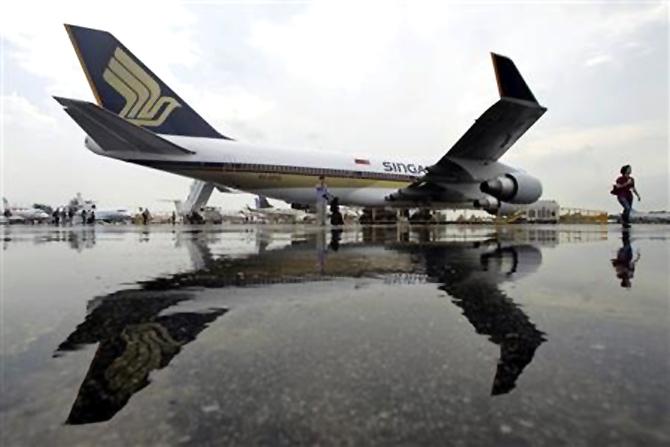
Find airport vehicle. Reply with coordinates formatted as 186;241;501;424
55;25;546;214
2;198;51;223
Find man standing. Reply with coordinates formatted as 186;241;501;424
142;208;151;225
315;176;330;226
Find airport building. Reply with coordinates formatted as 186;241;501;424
522;200;560;223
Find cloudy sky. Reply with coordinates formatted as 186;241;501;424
1;1;667;213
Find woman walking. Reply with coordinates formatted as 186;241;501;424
612;165;641;227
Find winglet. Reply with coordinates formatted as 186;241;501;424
491;53;538;104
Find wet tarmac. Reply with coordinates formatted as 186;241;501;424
1;224;669;446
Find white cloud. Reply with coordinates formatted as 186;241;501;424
175;82;276;141
1;92;57;130
0;0;199;100
511;121;666;159
249;1;403;89
584;54;613;67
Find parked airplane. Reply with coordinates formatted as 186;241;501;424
244;196;311;223
68;193;133;223
2;198;51;223
55;25;546;214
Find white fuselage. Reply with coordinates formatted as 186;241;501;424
85;135;519;209
4;207;51;222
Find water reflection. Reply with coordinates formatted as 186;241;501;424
611;229;641;288
55;291;226;424
55;227;550;424
430;245;545;394
32;228;97;251
396;240;545;394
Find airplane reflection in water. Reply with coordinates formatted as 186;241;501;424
56;296;226;424
55;227;549;424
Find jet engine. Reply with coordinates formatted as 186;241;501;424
473;197;534;217
473;195;500;212
480;173;542;204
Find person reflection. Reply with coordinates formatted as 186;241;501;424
611;230;640;288
68;228;96;251
329;228;343;251
316;229;327;273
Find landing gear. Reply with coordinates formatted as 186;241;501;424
359;208;399;224
185;211;205;224
358;208;435;224
409;208;434;224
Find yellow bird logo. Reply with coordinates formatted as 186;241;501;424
103;47;181;127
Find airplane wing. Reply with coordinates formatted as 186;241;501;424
441;53;546;162
54;96;194;155
388;54;546;202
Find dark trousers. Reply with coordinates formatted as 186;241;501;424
617;196;632;224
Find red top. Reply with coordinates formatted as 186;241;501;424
615;175;634;202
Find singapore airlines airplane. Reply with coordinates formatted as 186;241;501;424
55;25;546;214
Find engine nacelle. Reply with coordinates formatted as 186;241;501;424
474;198;529;217
480;173;542;204
480;245;542;278
473;195;499;212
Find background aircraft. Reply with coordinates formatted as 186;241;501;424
67;193;133;223
2;198;51;224
244;195;311;223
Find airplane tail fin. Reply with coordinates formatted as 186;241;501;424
64;24;231;140
254;196;273;209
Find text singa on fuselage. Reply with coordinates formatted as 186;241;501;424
382;161;427;176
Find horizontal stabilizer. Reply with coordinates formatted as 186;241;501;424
54;96;194;155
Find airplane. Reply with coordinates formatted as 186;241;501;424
243;195;312;223
93;208;133;223
55;25;546;216
2;198;51;224
67;193;133;223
